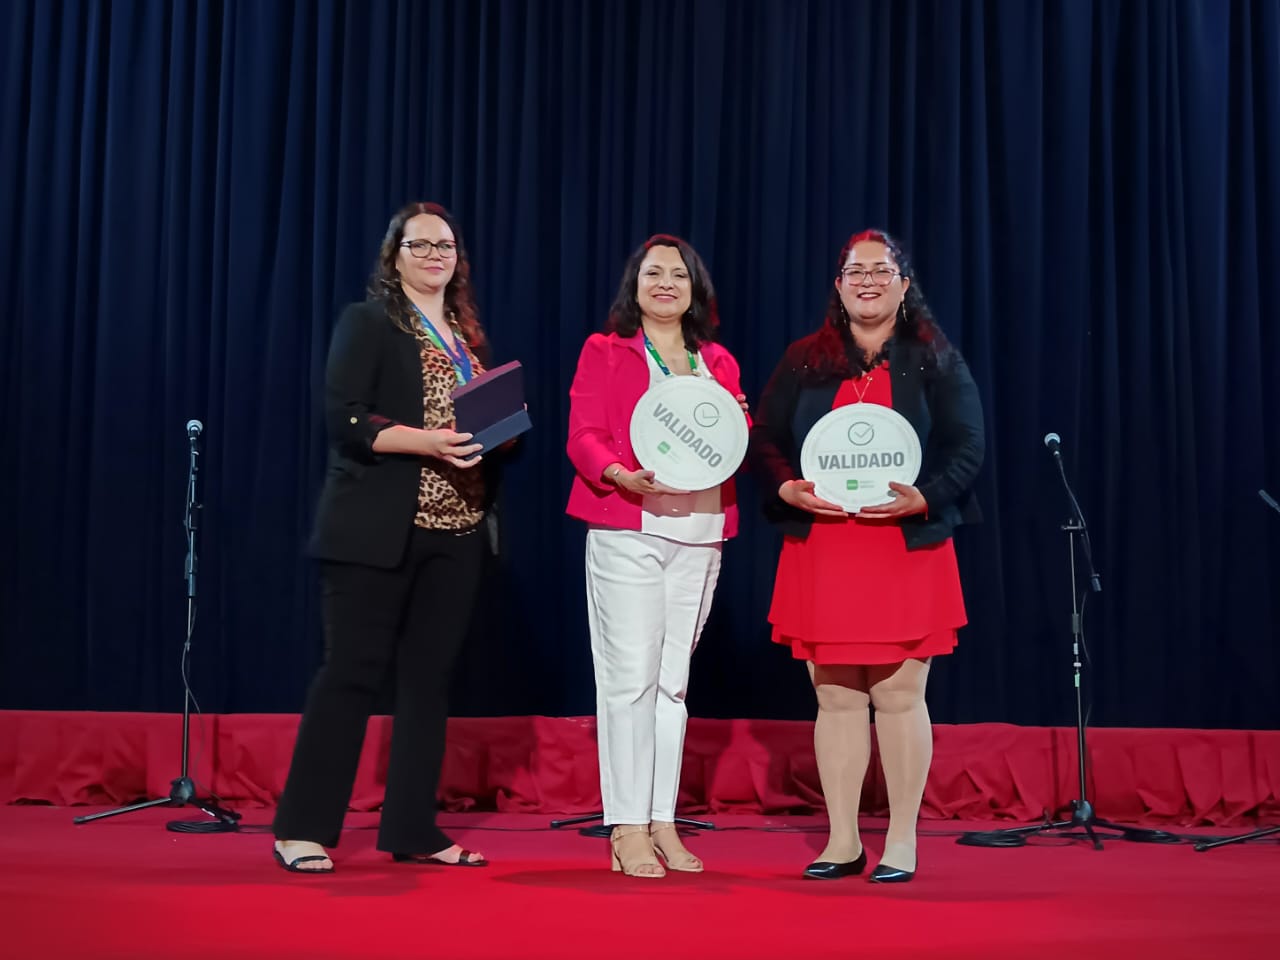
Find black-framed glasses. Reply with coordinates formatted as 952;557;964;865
840;265;900;285
401;239;458;258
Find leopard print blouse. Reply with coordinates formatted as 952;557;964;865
414;324;486;531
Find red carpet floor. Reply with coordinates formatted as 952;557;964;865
1;806;1277;960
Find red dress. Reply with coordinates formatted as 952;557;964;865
769;364;967;665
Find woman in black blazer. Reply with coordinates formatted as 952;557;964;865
272;202;496;873
749;229;983;884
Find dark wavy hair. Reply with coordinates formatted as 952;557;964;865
607;234;719;350
801;229;950;382
367;201;487;357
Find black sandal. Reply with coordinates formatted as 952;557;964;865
392;848;487;867
273;847;335;874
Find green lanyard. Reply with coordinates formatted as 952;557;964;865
642;331;698;376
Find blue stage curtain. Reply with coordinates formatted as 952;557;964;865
2;0;1277;728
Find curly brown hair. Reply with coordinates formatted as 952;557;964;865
367;201;487;359
800;228;950;383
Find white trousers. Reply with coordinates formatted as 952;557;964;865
585;528;723;825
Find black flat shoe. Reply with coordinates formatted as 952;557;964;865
802;850;867;879
868;861;915;883
392;849;487;867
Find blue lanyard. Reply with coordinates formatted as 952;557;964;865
411;304;474;385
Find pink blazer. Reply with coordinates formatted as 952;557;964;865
565;331;746;537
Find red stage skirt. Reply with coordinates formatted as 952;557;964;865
769;374;968;665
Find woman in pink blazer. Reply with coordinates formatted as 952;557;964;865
566;235;747;879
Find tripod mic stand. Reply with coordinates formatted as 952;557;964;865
74;420;239;833
958;433;1177;850
1191;490;1280;852
550;811;716;839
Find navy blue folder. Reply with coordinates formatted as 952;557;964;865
451;360;532;453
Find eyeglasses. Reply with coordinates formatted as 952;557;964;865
840;266;900;286
401;239;458;258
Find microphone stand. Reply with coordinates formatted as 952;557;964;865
74;424;240;832
1192;491;1280;851
1193;823;1280;852
549;811;716;838
958;439;1177;849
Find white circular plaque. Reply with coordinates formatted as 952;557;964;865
628;376;749;492
799;404;923;512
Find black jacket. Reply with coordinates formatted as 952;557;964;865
308;300;499;568
748;333;984;549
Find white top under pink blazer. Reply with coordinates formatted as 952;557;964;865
565;331;747;540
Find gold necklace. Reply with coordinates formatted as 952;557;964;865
850;370;875;403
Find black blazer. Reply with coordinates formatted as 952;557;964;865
748;333;985;549
308;300;498;569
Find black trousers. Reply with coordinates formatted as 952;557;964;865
273;525;485;853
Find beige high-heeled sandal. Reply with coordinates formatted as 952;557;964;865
610;824;666;878
649;822;704;872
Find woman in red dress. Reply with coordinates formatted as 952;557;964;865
749;229;984;883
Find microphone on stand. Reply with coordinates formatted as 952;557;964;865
1260;490;1280;518
71;416;239;831
1043;431;1101;593
183;420;202;539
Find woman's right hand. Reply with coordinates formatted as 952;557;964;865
608;465;687;496
421;428;484;468
778;479;846;518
